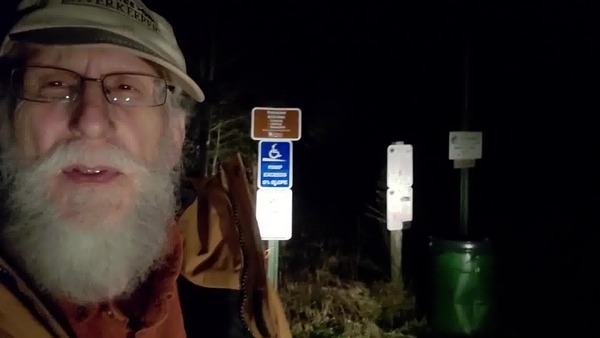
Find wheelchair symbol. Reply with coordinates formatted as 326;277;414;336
268;144;282;159
262;143;286;162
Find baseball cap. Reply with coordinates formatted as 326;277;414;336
0;0;205;103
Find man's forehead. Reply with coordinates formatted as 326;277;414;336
24;44;160;74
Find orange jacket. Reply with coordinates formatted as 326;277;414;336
0;161;291;337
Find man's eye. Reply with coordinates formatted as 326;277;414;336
45;80;68;87
118;84;136;91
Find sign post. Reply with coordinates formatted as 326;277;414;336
386;141;413;284
251;107;301;289
449;131;483;237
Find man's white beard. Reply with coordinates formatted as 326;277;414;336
0;137;180;305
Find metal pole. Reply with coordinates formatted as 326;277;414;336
390;230;403;283
459;43;470;237
459;168;469;237
267;240;279;289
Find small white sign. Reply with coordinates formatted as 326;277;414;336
386;186;413;230
449;131;483;160
387;144;413;187
256;188;293;240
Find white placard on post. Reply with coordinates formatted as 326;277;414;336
449;131;483;160
387;144;413;187
386;186;413;230
256;188;293;240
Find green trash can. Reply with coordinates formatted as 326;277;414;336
429;238;496;336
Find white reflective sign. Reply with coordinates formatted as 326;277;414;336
256;188;293;240
387;144;413;187
386;186;413;230
449;131;483;160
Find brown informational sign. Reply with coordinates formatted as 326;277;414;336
251;107;302;140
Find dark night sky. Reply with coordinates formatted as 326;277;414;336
1;1;598;335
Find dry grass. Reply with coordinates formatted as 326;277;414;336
278;259;428;338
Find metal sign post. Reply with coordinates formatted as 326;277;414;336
386;141;413;283
251;107;301;289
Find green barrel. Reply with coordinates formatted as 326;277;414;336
429;238;496;336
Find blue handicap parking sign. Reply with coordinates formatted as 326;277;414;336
258;141;292;188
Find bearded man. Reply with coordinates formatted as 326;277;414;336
0;1;290;337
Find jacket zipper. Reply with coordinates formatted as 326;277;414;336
231;203;255;337
0;266;62;338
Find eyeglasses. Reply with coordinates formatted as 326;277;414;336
10;66;175;107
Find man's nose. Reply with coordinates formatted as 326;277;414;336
68;80;114;139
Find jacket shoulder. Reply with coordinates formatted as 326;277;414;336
0;257;70;338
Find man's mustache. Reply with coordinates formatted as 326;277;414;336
23;141;149;176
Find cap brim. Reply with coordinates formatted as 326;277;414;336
8;27;205;103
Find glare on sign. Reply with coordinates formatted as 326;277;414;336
256;189;293;240
386;186;412;230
